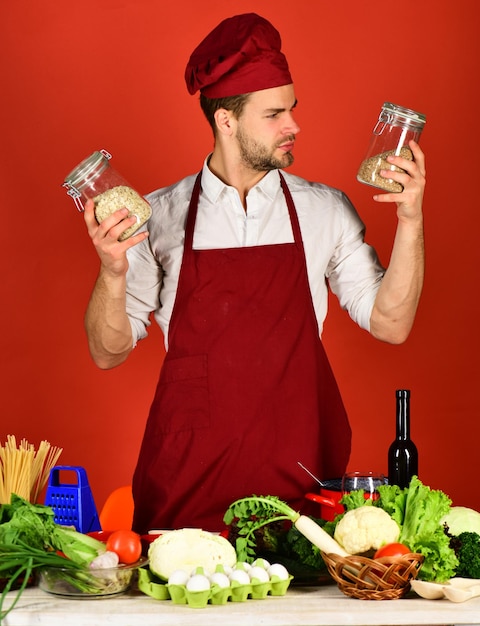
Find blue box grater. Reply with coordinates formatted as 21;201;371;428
44;465;101;533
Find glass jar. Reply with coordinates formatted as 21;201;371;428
63;150;152;241
357;103;426;193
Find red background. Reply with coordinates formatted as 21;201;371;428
1;0;478;517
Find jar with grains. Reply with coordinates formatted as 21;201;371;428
63;150;152;241
357;103;426;193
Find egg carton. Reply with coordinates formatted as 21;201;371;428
137;566;293;608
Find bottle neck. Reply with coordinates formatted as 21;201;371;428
395;389;411;440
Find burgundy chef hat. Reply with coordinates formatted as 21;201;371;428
185;13;293;98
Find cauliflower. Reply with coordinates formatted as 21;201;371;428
334;507;400;554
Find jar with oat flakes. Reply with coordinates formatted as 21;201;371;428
63;149;152;240
357;103;426;193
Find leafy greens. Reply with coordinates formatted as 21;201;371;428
0;495;106;621
341;476;458;582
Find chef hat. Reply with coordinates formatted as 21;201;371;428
185;13;292;98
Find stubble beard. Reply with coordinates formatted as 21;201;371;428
237;127;295;172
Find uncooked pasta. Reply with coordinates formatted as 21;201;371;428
0;435;62;504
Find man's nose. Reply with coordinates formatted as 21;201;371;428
284;112;300;135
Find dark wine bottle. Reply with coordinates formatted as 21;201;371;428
388;389;418;488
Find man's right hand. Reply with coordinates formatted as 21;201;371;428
83;199;149;277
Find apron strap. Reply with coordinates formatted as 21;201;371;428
279;172;304;249
183;172;202;252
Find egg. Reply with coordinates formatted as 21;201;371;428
248;566;270;583
209;572;231;588
234;561;251;571
267;563;289;581
186;573;211;592
167;569;190;586
229;569;250;585
252;557;270;569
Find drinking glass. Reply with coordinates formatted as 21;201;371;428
342;471;387;500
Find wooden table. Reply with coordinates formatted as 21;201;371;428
3;583;480;626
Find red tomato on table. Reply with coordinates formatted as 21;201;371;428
374;542;411;559
106;529;142;564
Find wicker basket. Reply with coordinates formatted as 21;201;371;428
321;552;424;600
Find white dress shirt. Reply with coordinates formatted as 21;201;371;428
126;158;385;348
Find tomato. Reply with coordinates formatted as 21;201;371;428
374;542;411;559
105;529;142;564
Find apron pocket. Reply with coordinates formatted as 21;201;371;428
152;354;210;434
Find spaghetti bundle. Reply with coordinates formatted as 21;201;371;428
0;435;63;504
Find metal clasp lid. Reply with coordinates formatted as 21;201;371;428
373;102;426;136
373;111;393;136
62;184;84;212
63;149;112;212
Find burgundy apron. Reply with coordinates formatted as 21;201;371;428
132;172;351;533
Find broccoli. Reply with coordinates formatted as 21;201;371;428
449;531;480;578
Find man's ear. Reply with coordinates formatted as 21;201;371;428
214;108;235;136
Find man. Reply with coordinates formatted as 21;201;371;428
83;14;425;533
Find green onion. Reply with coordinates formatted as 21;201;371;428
0;542;83;622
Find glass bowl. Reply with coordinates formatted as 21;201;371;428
38;557;148;598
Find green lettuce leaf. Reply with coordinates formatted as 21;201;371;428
377;476;458;582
